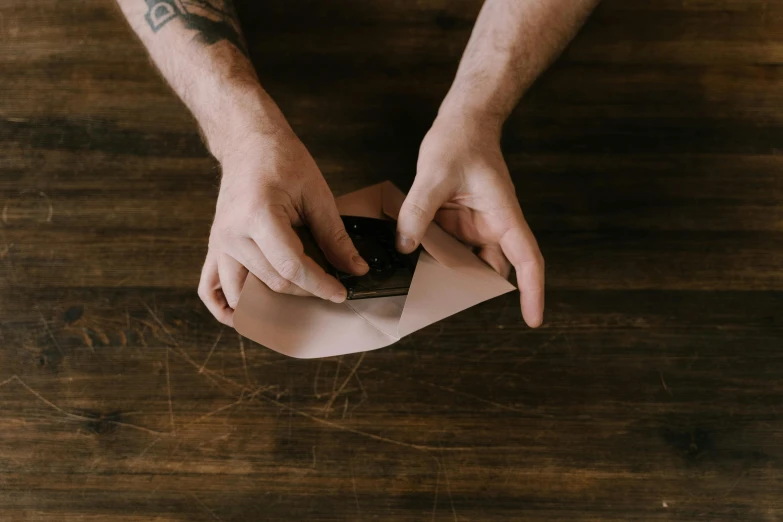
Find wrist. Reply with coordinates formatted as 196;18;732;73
434;95;504;141
191;79;293;163
436;91;506;138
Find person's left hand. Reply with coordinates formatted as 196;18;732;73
396;114;545;327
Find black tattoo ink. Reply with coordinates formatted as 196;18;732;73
144;0;248;56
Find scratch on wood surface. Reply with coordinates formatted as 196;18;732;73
141;300;178;346
349;372;369;415
137;436;163;459
238;333;251;386
221;387;246;426
172;345;519;453
197;432;232;449
659;370;673;396
250;391;479;453
39;191;53;222
141;483;164;503
354;371;367;400
366;367;548;418
39;312;64;356
440;457;458;522
137;386;268;459
323;352;365;417
188;492;224;521
726;470;746;496
169;344;242;395
199;327;224;374
0;375;164;436
313;360;323;398
432;462;441;522
165;348;175;430
0;338;515;457
330;355;343;401
532;332;562;354
431;463;441;522
179;388;269;431
133;325;148;347
350;457;361;516
472;344;500;362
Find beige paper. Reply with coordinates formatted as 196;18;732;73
233;181;515;358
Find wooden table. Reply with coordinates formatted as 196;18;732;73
2;1;782;520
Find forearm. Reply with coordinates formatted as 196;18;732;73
115;0;289;160
440;0;599;127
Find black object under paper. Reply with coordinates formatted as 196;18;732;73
297;216;420;299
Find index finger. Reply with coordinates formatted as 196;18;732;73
251;208;347;303
498;217;545;328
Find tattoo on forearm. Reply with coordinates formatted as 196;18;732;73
144;0;248;56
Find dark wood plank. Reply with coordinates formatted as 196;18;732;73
2;0;782;520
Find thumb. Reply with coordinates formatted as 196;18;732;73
396;176;451;253
305;188;370;276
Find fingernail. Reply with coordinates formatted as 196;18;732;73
397;235;416;252
330;291;346;304
352;253;369;269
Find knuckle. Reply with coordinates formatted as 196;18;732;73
210;223;236;244
309;280;332;299
198;285;216;306
520;253;545;273
197;276;212;301
265;276;293;293
429;169;451;184
241;256;265;277
330;226;351;246
405;200;430;221
275;256;304;281
415;148;448;173
497;211;520;231
247;208;267;229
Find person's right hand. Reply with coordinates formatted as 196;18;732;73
198;128;369;327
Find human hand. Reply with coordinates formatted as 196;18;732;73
199;128;369;326
396;114;545;327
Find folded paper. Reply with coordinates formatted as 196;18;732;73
233;181;515;358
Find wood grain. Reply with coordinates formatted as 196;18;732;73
1;1;782;520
